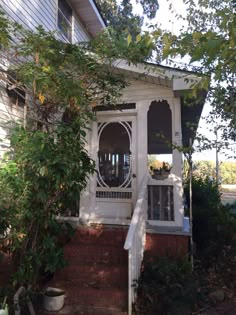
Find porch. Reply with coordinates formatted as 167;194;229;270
50;66;203;314
56;170;190;315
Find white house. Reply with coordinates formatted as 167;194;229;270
0;2;206;314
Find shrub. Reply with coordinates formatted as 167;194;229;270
0;120;94;287
184;176;236;258
137;256;198;315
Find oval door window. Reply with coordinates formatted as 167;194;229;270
98;122;132;188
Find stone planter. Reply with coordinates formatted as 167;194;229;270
43;287;65;312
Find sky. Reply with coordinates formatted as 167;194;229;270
131;0;235;162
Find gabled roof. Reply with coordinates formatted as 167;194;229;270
69;0;106;38
113;59;203;91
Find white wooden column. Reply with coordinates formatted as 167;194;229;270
171;97;184;227
136;101;151;191
79;120;98;222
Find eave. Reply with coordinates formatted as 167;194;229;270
69;0;106;38
112;60;209;145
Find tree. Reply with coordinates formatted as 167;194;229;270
0;9;155;288
97;0;159;34
162;0;236;146
95;0;160;62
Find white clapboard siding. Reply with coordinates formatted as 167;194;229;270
121;80;174;103
1;0;90;42
73;14;89;42
0;0;91;156
1;0;56;32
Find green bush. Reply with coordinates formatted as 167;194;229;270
0;120;94;287
185;176;236;257
137;256;198;315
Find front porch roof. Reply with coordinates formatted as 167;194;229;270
113;60;208;147
113;59;204;90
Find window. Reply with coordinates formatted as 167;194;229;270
6;72;26;107
58;0;72;42
148;185;174;221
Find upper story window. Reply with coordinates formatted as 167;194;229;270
58;0;72;42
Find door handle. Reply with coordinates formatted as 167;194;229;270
132;174;136;178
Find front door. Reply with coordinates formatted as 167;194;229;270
92;115;136;224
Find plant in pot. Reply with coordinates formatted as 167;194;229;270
151;162;172;180
0;297;8;315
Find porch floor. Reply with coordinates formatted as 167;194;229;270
146;222;191;235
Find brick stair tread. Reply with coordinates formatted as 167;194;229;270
63;244;128;264
58;285;128;309
41;228;129;314
39;304;128;315
71;228;128;246
52;264;128;288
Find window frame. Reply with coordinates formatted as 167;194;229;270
57;0;73;42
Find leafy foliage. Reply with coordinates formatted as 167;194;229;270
0;6;157;289
192;160;236;184
137;256;198;315
96;0;161;62
97;0;159;34
162;0;236;145
185;176;236;258
0;119;94;286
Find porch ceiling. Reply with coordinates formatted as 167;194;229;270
69;0;106;38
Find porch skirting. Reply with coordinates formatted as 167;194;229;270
145;233;190;258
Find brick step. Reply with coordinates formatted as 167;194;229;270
49;285;128;310
42;228;129;314
71;228;128;247
40;304;128;315
64;244;128;264
52;264;128;288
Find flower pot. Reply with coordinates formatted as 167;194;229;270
0;305;8;315
152;171;170;180
43;287;65;312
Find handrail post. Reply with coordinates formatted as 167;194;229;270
124;171;150;315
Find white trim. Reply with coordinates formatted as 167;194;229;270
88;217;130;225
88;0;106;29
96;110;137;117
113;59;201;90
87;115;137;224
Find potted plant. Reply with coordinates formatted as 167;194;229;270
151;162;172;180
43;287;65;312
0;297;8;315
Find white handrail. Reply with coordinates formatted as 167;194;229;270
124;172;149;250
124;171;150;315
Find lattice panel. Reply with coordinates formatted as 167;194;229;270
148;185;174;221
96;191;132;199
